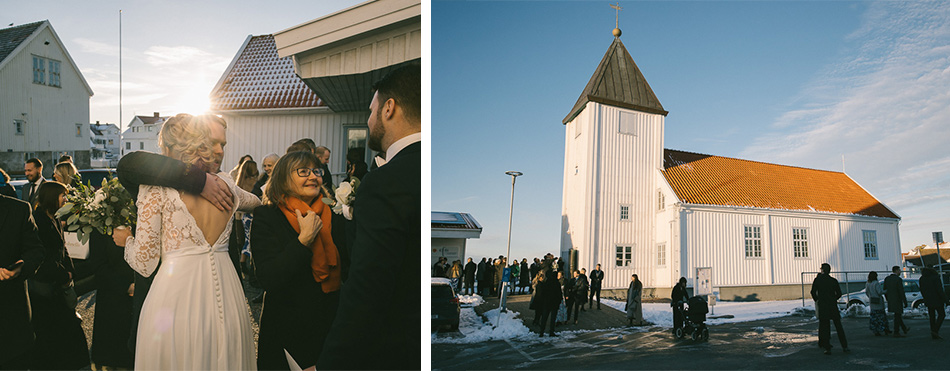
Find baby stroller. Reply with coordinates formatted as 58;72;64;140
674;295;709;341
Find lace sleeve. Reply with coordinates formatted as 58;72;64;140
124;185;164;277
234;184;262;213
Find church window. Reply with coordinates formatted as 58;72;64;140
616;245;632;267
863;230;878;259
619;112;637;135
32;56;45;84
620;205;629;220
744;225;762;258
657;243;666;266
657;190;665;211
793;228;809;258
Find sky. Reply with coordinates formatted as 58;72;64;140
432;1;950;262
4;0;364;127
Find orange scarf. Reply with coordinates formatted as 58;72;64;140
279;197;341;293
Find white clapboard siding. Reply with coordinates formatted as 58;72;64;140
218;109;368;183
0;26;90;153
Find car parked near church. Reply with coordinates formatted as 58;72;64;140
839;278;926;310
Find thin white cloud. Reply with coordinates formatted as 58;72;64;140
741;1;950;249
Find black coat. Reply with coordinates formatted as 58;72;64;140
589;269;604;290
535;272;563;310
0;183;15;198
252;204;339;370
251;173;268;199
0;196;44;366
476;261;487;281
87;232;135;368
30;209;89;370
919;272;946;308
574;274;590;303
883;273;907;312
464;261;477;283
810;273;842;318
671;283;689;307
317;142;421;370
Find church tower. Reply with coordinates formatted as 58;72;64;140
560;27;668;290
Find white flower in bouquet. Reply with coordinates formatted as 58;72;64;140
322;177;360;220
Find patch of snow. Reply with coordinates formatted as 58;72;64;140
432;307;578;344
458;294;484;307
602;298;819;328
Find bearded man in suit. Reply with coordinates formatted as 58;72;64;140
318;64;421;370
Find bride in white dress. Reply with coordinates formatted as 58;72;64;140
115;114;261;370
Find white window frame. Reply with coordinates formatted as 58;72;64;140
616;245;633;267
14;119;24;135
744;225;763;259
657;243;666;266
32;55;46;85
863;230;878;260
125;142;131;150
793;227;809;259
139;142;144;150
657;190;665;211
620;204;630;221
48;59;61;87
619;111;637;136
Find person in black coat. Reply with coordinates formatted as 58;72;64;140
536;267;563;337
884;265;910;337
476;258;488;296
671;277;689;334
529;258;541;294
588;264;604;310
29;181;90;370
919;267;946;339
811;263;848;354
252;151;341;370
564;270;577;321
317;65;421;370
87;232;135;368
463;258;477;295
571;269;590;324
0;195;45;369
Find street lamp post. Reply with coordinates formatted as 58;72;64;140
499;171;523;314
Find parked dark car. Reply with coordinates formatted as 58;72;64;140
432;277;460;331
78;168;116;189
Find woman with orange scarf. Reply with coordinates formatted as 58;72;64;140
250;151;341;370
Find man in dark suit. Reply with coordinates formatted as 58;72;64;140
22;158;46;206
884;265;910;337
0;195;45;369
463;258;477;295
811;263;849;354
589;263;604;309
317;64;420;370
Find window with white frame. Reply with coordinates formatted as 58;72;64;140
793;228;809;258
125;142;131;150
657;243;666;266
744;225;763;258
616;245;633;267
14;120;24;135
48;59;61;87
619;111;637;135
147;126;153;132
139;142;144;150
657;190;665;211
863;230;878;259
32;56;45;84
620;205;630;221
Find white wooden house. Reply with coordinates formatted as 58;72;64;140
209;34;369;185
0;20;93;175
560;33;902;300
90;122;120;168
120;113;168;156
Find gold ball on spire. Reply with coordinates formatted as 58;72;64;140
612;28;622;37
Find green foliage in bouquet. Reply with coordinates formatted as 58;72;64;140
55;177;137;244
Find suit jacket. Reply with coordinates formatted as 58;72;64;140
883;274;907;312
589;269;604;289
317;142;420;370
0;195;45;365
22;177;46;205
810;273;842;317
116;151;206;199
252;204;338;370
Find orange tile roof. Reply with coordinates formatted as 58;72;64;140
662;149;899;219
210;35;323;110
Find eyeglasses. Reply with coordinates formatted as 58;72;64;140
295;167;325;178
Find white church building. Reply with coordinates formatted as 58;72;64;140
559;32;901;301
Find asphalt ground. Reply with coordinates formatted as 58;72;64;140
433;299;947;370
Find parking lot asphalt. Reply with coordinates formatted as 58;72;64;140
432;314;945;370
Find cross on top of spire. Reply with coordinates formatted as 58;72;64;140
610;2;623;37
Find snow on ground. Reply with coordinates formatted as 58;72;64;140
431;306;582;344
458;294;484;307
601;298;819;327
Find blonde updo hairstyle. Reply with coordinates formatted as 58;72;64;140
158;114;227;171
54;161;79;185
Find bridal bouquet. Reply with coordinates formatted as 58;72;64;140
56;177;137;244
323;177;360;220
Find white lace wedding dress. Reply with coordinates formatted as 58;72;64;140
124;174;260;370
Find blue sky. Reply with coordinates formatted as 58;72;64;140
4;0;363;127
432;1;950;261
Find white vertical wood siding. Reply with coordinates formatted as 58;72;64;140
769;216;838;284
0;27;90;153
681;208;772;287
218;110;367;183
838;220;901;274
654;176;678;288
